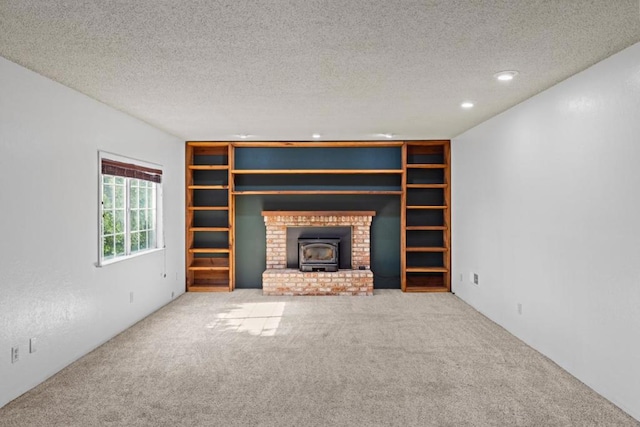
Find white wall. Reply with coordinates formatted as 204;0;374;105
452;42;640;420
0;57;185;408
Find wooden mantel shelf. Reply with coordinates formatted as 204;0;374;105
261;210;376;217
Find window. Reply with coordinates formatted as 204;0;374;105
99;153;163;265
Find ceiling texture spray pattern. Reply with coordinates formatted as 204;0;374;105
1;0;639;140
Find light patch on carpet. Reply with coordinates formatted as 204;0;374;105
208;301;286;337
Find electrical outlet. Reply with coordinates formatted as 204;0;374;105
11;347;19;363
30;338;36;353
517;303;523;315
171;291;175;299
459;273;463;282
473;273;479;285
130;292;134;303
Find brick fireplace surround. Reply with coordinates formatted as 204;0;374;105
262;211;375;296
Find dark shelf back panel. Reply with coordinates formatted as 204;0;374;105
192;170;228;186
193;211;228;228
406;230;444;247
406;252;444;267
407;153;445;164
234;147;401;170
234;174;401;191
406;210;445;226
406;188;445;206
406;169;445;184
192;190;229;207
192;155;228;166
193;231;230;248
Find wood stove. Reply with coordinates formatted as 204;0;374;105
298;238;340;272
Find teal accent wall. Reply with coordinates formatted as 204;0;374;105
234;147;400;169
234;146;402;289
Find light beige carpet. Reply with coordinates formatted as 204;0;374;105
1;290;637;426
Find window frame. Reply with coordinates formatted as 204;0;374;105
98;151;164;267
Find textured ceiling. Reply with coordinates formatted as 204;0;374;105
1;1;639;141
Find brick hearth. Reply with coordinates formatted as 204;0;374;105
262;211;375;296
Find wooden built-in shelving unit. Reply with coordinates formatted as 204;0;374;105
185;142;233;292
185;140;451;293
401;140;451;292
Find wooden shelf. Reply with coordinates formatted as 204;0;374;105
189;248;230;254
188;270;230;291
406;247;448;252
405;269;449;292
406;164;447;169
406;225;447;231
232;169;403;175
405;140;450;146
188;227;229;232
233;190;402;196
188;258;230;271
188;266;230;271
188;185;228;190
405;285;449;293
406;266;449;273
187;283;231;292
406;205;448;210
406;184;448;189
188;206;229;211
188;165;229;170
188;141;231;147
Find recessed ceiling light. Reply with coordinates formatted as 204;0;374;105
494;70;519;81
237;134;251;139
312;133;321;139
377;133;394;139
461;102;474;109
